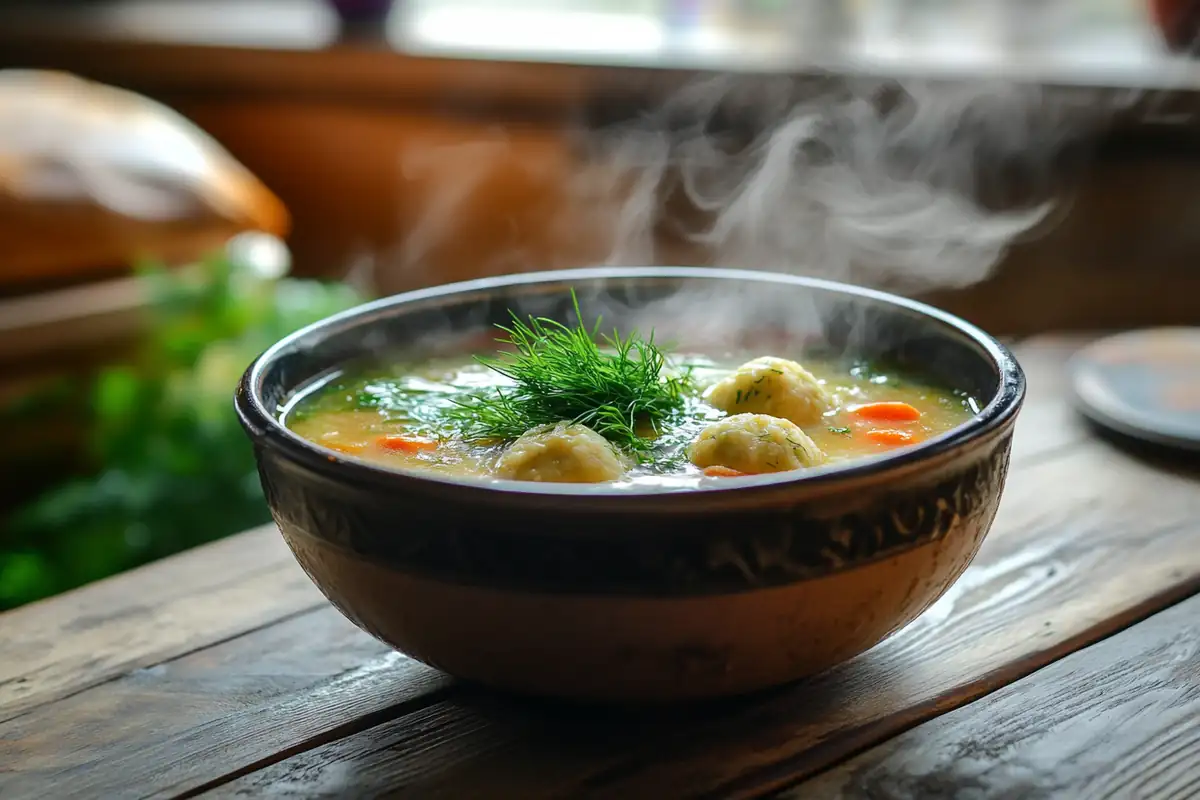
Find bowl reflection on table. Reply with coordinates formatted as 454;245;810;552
235;267;1024;703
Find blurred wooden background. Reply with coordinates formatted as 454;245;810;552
4;0;1200;515
5;0;1200;334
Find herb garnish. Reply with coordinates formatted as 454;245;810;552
441;291;694;455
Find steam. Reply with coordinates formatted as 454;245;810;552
370;73;1117;302
582;75;1103;293
280;73;1158;434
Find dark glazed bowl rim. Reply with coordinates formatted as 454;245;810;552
236;267;1025;511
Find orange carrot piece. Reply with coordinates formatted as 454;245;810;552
850;401;922;422
703;465;748;478
377;434;438;453
865;428;915;446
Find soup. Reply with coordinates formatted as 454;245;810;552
285;302;978;488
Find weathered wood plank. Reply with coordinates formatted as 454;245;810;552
784;591;1200;800
1005;333;1094;463
0;333;1131;800
0;524;326;722
0;606;453;800
202;433;1200;799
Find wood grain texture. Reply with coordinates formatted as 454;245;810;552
6;334;1194;800
0;525;325;722
0;344;1071;793
786;591;1200;800
205;430;1200;798
1005;333;1094;464
0;606;452;800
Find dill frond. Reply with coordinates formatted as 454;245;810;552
440;291;693;454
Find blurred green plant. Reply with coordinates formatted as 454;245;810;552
0;247;363;610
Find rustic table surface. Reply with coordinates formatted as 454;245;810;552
3;332;1199;800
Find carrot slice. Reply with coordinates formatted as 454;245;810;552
703;465;748;478
865;428;915;446
377;434;438;453
849;402;922;422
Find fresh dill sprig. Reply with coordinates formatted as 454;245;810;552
441;291;693;454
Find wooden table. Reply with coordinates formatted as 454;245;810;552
3;333;1199;799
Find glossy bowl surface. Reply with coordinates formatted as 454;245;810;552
236;267;1024;702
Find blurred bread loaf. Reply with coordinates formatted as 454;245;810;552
0;69;289;286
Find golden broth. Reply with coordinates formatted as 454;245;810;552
285;353;977;488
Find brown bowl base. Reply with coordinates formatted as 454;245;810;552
280;516;989;703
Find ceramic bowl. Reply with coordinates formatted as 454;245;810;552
235;267;1024;702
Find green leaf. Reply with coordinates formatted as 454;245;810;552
93;367;141;422
1;246;366;611
0;552;56;607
